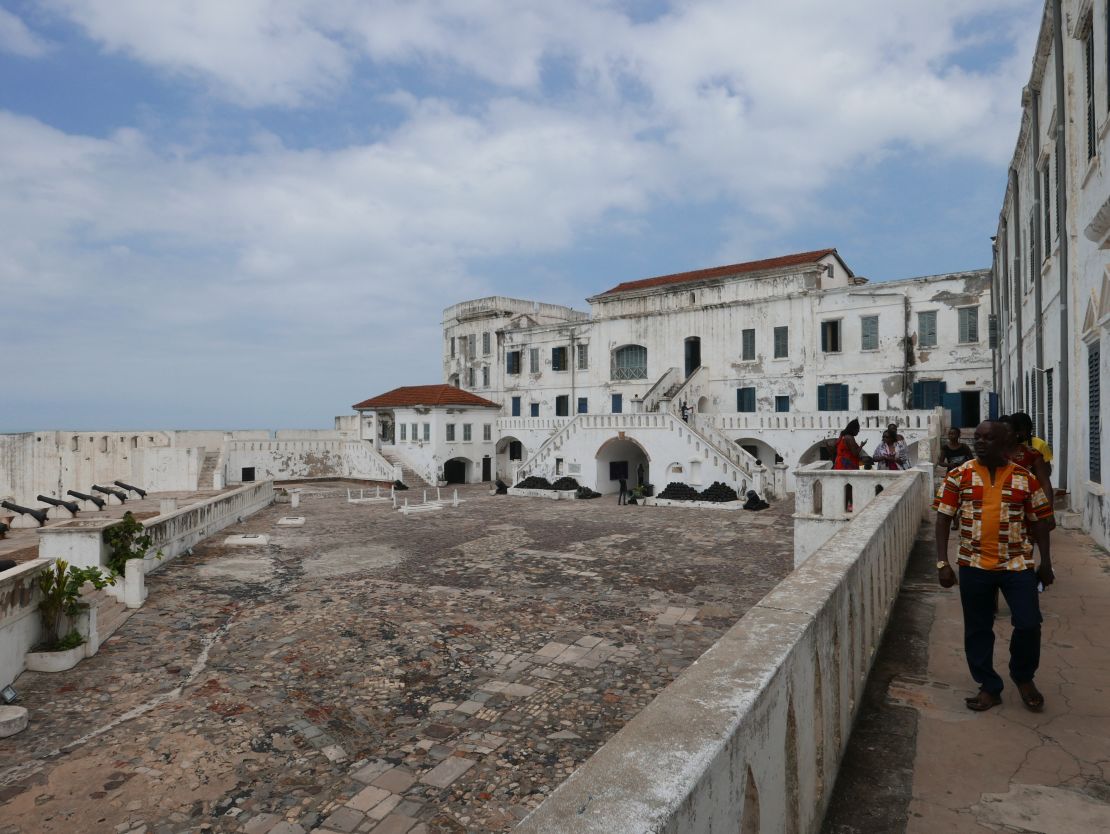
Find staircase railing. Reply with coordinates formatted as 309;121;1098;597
383;446;435;486
513;416;583;483
666;365;710;416
641;367;681;413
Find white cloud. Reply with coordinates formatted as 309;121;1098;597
0;7;51;57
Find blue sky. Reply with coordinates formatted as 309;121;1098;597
0;0;1043;430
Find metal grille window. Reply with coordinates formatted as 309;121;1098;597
820;320;841;353
817;383;849;411
506;351;521;375
483;424;491;441
736;387;756;412
918;311;938;348
958;307;979;343
482;365;489;387
482;332;491;355
529;348;540;373
1087;23;1096;160
552;346;568;371
446;424;455;441
742;329;756;361
861;315;879;351
423;423;430;442
1090;342;1102;483
773;326;788;359
577;343;588;370
467;367;475;387
611;345;648;379
463;424;472;442
775;395;790;413
467;334;476;357
400;423;407;441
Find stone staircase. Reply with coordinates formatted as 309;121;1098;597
198;449;220;490
87;587;134;646
380;449;431;488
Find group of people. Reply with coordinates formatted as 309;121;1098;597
831;418;910;471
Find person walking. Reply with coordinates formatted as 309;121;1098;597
937;427;973;471
617;476;628;505
934;419;1054;712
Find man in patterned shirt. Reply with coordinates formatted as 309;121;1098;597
935;419;1054;712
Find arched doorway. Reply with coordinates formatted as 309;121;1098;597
799;438;835;466
495;436;525;482
696;395;710;414
736;438;782;467
595;436;651;495
443;458;471;484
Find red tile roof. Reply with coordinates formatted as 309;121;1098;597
353;385;501;410
596;248;841;296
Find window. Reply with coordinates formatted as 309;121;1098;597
1090;341;1101;483
467;367;475;387
1046;368;1054;449
400;423;407;441
820;320;841;353
958;307;979;343
773;326;788;359
918;311;938;348
446;424;456;441
450;337;456;358
775;395;790;413
912;379;946;409
530;402;540;417
555;395;569;416
611;345;648;379
741;329;756;361
861;315;879;351
511;396;521;416
552;346;568;371
463;424;472;442
736;387;756;412
483;423;491;441
482;365;490;387
989;314;999;348
861;393;880;411
529;347;540;373
577;397;588;414
482;331;491;355
423;423;430;442
1086;22;1095;160
507;350;521;375
411;423;417;442
1042;160;1052;249
609;461;629;480
577;344;588;370
611;393;623;414
467;333;476;357
509;440;523;460
817;383;849;411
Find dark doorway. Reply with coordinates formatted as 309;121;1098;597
684;337;701;378
241;467;255;482
482;457;491;482
960;391;981;428
444;459;467;484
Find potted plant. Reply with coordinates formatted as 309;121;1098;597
629;485;646;505
26;559;113;672
102;511;154;576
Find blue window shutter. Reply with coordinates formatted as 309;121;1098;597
839;384;849;410
818;385;828;411
912;381;924;408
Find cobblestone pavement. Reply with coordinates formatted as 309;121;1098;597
0;483;794;834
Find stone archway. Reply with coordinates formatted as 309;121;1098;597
594;436;651;495
495;436;525;482
443;457;472;484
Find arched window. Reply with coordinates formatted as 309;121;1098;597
611;344;648;380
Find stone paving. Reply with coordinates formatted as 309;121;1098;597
0;482;794;834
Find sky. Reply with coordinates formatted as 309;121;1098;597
0;0;1044;430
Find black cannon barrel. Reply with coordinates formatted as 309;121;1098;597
0;501;48;525
67;489;106;509
113;480;147;499
91;485;127;501
36;495;80;514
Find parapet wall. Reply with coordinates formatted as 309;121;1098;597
517;469;926;833
225;439;395;484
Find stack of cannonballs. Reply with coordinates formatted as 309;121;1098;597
575;486;602;499
551;477;580;491
514;476;553;490
657;482;701;501
699;481;739;503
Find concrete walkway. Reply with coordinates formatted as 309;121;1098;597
824;524;1110;833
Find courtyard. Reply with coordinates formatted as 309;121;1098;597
0;482;793;834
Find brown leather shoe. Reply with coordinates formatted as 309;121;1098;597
964;690;1002;711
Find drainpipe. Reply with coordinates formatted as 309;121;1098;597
1052;0;1070;491
1011;166;1025;410
1031;89;1047;436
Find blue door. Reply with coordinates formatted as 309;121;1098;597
511;396;521;417
942;392;963;429
612;394;623;414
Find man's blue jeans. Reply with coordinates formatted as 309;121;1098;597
958;565;1042;695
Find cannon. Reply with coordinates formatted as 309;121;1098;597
113;480;147;499
37;495;81;514
92;485;128;502
0;501;48;527
67;489;106;510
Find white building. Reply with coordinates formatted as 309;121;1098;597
992;0;1110;549
437;249;992;496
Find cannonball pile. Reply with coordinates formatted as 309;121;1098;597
551;476;581;491
514;476;553;490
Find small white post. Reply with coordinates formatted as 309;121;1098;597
453;489;459;507
291;491;300;509
124;558;146;609
423;489;428;504
436;487;442;502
